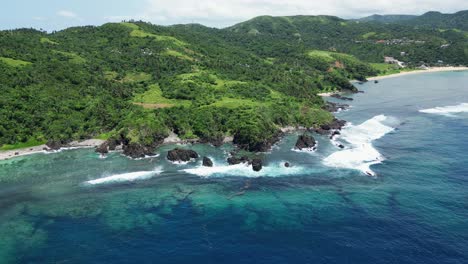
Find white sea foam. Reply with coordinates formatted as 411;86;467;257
183;163;306;178
323;115;395;176
419;103;468;117
85;168;162;185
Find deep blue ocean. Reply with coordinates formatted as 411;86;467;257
1;71;468;263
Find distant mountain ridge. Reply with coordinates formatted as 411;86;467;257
354;14;417;23
356;10;468;30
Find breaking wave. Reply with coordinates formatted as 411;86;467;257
183;162;307;178
419;103;468;117
85;168;162;185
323;115;396;176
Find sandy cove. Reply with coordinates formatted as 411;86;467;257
0;139;105;161
319;67;468;96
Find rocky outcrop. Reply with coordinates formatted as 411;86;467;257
374;80;379;84
227;156;250;165
233;130;282;153
46;140;68;150
167;148;199;162
313;119;346;136
202;156;213;167
330;94;353;101
295;134;316;150
123;143;156;159
95;142;109;154
323;102;349;113
284;162;290;168
251;158;262;172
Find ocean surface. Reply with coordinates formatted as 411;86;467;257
1;71;468;263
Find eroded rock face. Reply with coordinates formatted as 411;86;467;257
251;158;262;172
203;156;213;167
167;148;199;162
295;134;316;150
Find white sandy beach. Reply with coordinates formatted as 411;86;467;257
367;66;468;81
0;139;105;161
319;66;468;97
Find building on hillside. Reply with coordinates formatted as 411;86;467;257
384;56;405;68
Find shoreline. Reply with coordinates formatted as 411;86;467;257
0;139;105;161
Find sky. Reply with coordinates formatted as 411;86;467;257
1;0;468;31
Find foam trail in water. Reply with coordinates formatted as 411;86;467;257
419;103;468;117
85;168;162;185
323;115;395;176
183;163;307;178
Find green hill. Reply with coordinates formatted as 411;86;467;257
0;15;467;155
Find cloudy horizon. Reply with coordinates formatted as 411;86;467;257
2;0;468;31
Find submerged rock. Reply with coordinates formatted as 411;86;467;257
295;134;316;150
167;148;199;162
284;162;290;168
374;80;379;84
252;158;263;172
202;156;213;167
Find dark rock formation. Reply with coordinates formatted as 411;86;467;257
313;119;346;135
330;131;341;139
227;155;251;165
284;162;290;168
200;135;224;147
323;102;349;113
295;134;316;150
374;80;379;84
95;142;109;154
330;94;354;101
338;144;345;149
227;157;241;165
202;156;213;167
46;140;67;150
251;158;262;172
167;148;199;162
123;143;156;159
233;130;282;152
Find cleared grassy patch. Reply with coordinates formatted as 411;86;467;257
53;50;86;64
133;84;191;108
0;139;46;151
104;71;118;80
370;63;412;76
207;97;264;108
362;32;377;39
123;72;152;83
119;22;140;30
128;27;188;47
40;37;58;45
164;49;194;61
0;57;32;68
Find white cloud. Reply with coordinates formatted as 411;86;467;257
57;10;78;19
138;0;468;27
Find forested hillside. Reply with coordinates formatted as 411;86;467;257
0;13;467;155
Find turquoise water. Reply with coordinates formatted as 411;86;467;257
1;71;468;263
